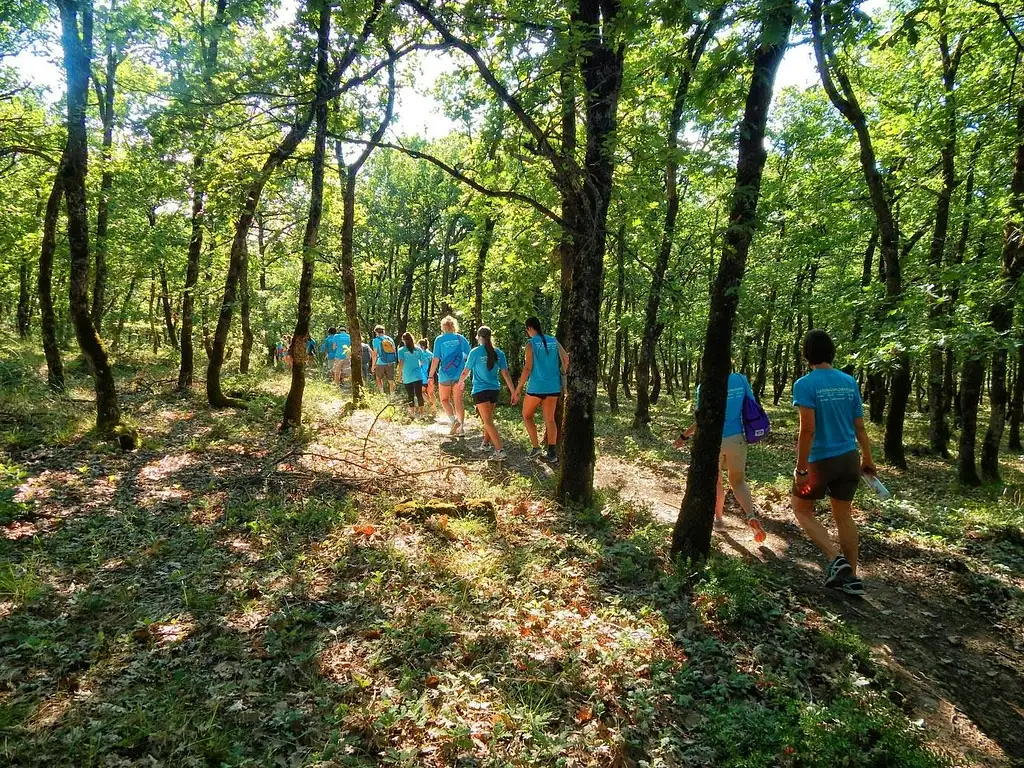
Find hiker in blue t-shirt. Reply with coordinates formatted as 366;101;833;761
428;315;471;436
512;316;568;464
396;332;428;418
791;329;877;597
458;326;518;459
370;325;398;395
331;327;352;387
417;338;437;414
675;370;766;543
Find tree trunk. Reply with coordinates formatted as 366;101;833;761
672;2;792;560
179;155;204;389
58;0;123;438
555;0;625;506
609;222;626;413
111;267;137;354
91;4;117;334
39;164;66;391
158;263;177;350
239;243;253;373
753;286;775;400
633;9;722;430
980;98;1024;480
958;356;984;485
1009;343;1024;451
17;254;31;338
281;0;331;430
472;216;495;334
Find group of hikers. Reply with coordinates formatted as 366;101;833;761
300;315;568;464
284;317;875;597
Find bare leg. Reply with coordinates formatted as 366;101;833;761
439;384;455;421
454;382;466;425
477;402;502;450
541;396;558;446
829;499;859;574
792;496;838;561
522;396;541;447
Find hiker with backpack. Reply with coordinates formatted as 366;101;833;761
675;368;768;543
371;325;398;395
791;329;876;597
512;316;569;464
458;326;518;460
428;315;471;436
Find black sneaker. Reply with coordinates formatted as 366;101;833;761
528;447;543;459
824;556;853;589
541;450;559;465
839;574;866;596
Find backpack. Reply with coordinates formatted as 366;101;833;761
741;394;770;444
440;339;465;374
379;336;397;362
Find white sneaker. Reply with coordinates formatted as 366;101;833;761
491;449;507;460
448;419;461;436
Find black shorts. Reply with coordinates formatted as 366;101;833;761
473;389;499;405
792;450;860;502
404;381;424;406
525;391;560;400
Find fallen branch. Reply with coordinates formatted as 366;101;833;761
362;402;394;459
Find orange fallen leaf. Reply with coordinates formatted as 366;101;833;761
425;674;440;688
354;524;376;536
575;706;593;724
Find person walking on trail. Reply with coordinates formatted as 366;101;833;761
418;338;437;414
791;329;876;597
397;332;428;418
512;316;568;464
371;325;398;395
428;315;471;436
459;326;518;460
674;368;767;543
332;327;352;387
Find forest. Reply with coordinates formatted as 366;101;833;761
1;0;1024;765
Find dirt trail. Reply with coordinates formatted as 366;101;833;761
316;405;1024;765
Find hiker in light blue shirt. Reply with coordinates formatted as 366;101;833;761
676;370;764;542
791;329;877;598
417;338;437;414
428;315;471;437
459;326;517;460
396;332;427;418
512;316;568;464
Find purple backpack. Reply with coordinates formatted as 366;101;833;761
741;394;770;443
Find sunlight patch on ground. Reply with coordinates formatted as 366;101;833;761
139;453;194;483
3;520;40;540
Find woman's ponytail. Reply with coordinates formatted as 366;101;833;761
478;326;496;370
525;316;548;351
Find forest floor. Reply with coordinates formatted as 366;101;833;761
1;349;1022;767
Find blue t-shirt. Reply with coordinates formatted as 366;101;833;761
527;334;561;395
306;338;317;355
793;367;863;463
465;346;508;394
418;348;431;383
372;335;398;364
322;335;338;360
335;332;351;360
398;346;426;385
695;372;754;439
433;333;470;384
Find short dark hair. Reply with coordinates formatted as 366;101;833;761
803;329;836;365
327;326;337;336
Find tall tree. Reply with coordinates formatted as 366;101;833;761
633;3;725;430
178;0;228;390
282;0;332;430
672;0;793;561
38;159;66;391
206;1;385;408
57;0;126;439
334;62;396;407
812;0;910;468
